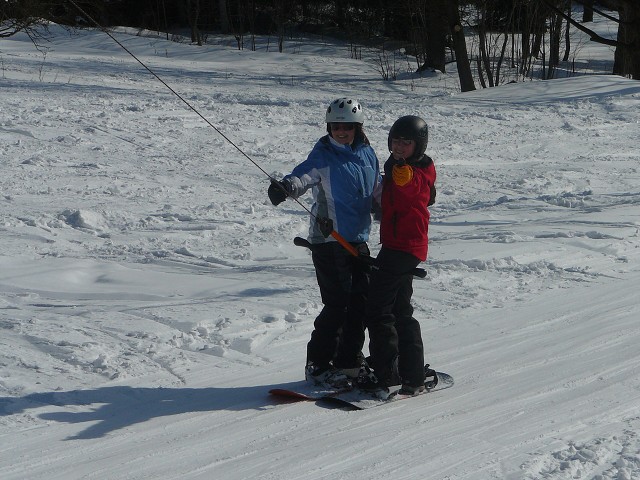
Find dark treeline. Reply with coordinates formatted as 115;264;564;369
2;1;639;84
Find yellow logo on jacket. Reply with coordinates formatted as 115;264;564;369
392;164;413;186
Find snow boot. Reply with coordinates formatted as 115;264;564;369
305;363;354;388
398;384;425;396
355;364;391;399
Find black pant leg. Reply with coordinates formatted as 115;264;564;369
307;242;367;368
365;272;400;384
365;247;421;385
334;253;368;368
394;278;425;387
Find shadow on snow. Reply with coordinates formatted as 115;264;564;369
0;381;311;440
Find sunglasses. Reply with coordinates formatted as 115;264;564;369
391;138;414;146
330;123;356;131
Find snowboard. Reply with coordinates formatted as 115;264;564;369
324;371;454;410
269;371;453;410
268;380;349;401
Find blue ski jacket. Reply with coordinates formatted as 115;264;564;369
285;134;380;244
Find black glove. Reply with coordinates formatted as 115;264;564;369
354;242;374;268
428;184;436;206
268;179;292;206
315;216;334;238
355;243;370;256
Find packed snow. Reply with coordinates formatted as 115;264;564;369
1;16;639;480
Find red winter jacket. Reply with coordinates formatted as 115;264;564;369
379;154;436;261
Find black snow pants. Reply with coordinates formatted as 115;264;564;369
365;246;425;388
306;241;370;370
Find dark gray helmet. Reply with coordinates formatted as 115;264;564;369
388;115;428;159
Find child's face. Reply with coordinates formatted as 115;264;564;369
330;123;356;145
391;138;416;160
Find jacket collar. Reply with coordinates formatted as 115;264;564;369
384;154;433;175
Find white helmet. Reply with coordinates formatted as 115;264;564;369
325;98;364;124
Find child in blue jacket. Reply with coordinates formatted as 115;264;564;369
268;98;380;387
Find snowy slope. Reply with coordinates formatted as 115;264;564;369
1;19;640;480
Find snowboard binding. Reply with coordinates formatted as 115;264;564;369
424;364;439;390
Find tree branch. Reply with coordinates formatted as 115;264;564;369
540;0;628;48
572;0;632;25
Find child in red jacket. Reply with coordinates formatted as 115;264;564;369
357;115;437;397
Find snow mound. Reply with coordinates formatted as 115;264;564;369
60;209;110;233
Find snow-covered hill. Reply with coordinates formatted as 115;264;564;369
1;20;639;480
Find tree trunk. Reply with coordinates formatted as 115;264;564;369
549;10;564;70
614;1;640;79
218;0;230;34
582;0;594;23
563;2;571;62
424;0;448;72
448;0;475;91
528;2;546;59
520;8;532;75
186;0;201;46
494;32;509;85
478;23;494;87
275;0;289;53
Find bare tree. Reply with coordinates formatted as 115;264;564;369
548;2;567;78
273;0;292;53
475;1;504;87
0;0;53;42
582;0;594;23
424;0;448;72
614;0;640;79
542;0;640;80
225;0;246;50
218;0;231;33
563;2;572;62
448;0;475;91
185;0;202;45
408;0;474;91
